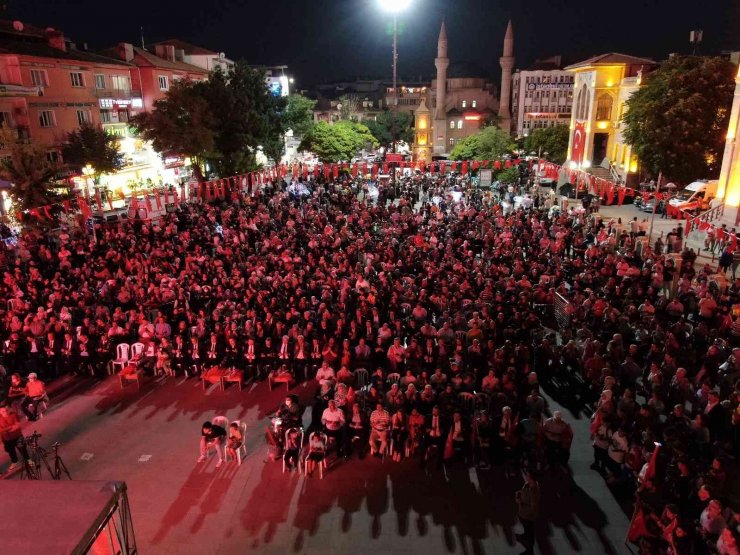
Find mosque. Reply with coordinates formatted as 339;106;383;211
411;21;515;163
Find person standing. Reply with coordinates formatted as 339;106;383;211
197;420;227;468
515;470;541;555
0;401;30;472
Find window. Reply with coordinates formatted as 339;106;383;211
94;74;106;90
117;110;129;123
76;110;92;125
70;72;84;87
100;110;112;124
449;120;455;129
158;75;169;91
449;138;455;146
595;94;613;120
30;69;48;87
461;100;467;108
111;75;131;91
471;100;477;108
46;151;60;163
457;120;463;129
0;111;13;127
38;110;55;128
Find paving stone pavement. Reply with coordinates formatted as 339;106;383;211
2;375;633;554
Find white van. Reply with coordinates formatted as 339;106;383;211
668;180;717;209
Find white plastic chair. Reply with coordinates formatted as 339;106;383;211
226;420;248;465
204;415;228;462
130;342;145;361
282;427;304;473
303;432;328;479
110;343;130;374
386;372;401;386
353;368;369;389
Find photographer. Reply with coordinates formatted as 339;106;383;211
0;401;30;472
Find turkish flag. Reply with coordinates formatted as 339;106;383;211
362;162;368;175
461;161;468;175
472;161;480;171
155;193;162;209
383;163;389;174
173;190;179;206
494;160;501;170
333;164;339;179
571;122;586;165
77;197;92;222
164;189;170;205
618;187;626;206
482;160;489;168
145;196;153;212
95;189;103;213
504;160;512;168
440;162;446;173
107;195;114;211
372;164;378;177
352;163;358;177
451;161;457;172
606;184;615;205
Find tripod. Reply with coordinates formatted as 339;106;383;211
20;432;72;480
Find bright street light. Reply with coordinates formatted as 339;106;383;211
379;0;411;13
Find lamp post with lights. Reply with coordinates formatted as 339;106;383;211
379;0;411;191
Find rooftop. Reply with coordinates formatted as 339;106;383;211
154;39;218;56
565;52;657;70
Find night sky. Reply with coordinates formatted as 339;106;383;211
6;0;740;87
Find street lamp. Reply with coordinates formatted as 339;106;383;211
379;0;411;188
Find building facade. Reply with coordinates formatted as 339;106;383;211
565;53;657;186
511;57;574;138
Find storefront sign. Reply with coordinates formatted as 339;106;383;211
527;83;573;91
479;169;492;187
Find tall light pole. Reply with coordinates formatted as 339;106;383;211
379;0;411;191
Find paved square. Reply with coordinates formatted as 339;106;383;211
1;376;632;554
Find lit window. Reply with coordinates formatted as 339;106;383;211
449;138;455;146
449;120;455;129
158;75;169;91
94;74;106;90
461;100;467;108
457;120;463;129
70;72;84;87
471;100;477;108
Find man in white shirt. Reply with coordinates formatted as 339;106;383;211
321;400;346;455
315;362;335;384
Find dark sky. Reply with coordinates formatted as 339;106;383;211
6;0;740;88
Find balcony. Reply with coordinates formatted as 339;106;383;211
93;88;142;100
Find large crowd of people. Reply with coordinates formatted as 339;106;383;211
1;169;740;554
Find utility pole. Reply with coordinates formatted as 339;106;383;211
391;14;398;195
648;171;663;240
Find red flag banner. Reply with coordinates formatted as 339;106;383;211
451;161;457;172
145;196;153;212
472;161;480;171
462;161;469;175
77;197;92;222
43;206;52;219
163;189;170;205
155;193;162;210
494;160;501;170
130;197;139;210
504;159;512;168
372;164;378;177
352;163;358;177
107;195;114;211
606;184;615;205
173;189;179;206
382;163;389;174
440;162;446;173
482;160;489;168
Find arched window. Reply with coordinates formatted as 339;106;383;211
575;84;589;120
596;94;613;121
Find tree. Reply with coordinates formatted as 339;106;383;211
61;122;123;184
449;126;516;160
364;110;414;149
523;125;569;164
299;121;379;163
496;166;519;184
131;80;214;181
622;55;736;184
337;94;361;121
283;94;317;138
203;62;286;175
0;128;63;209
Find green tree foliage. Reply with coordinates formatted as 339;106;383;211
622;56;735;184
496;166;520;184
283;94;317;138
132;62;286;178
204;63;286;175
131;80;214;181
299;121;379;163
0;128;62;209
449;126;516;160
522;125;569;164
61;122;123;183
364;110;414;149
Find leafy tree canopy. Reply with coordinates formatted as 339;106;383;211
449;126;516;160
131;80;214;181
61;122;123;183
364;110;414;149
299;121;379;163
522;125;569;164
0;128;63;209
283;94;317;138
622;55;736;184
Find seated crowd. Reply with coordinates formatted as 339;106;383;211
0;172;740;553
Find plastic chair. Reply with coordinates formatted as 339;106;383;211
386;372;401;386
130;342;146;365
282;427;304;473
110;343;130;375
226;420;248;465
458;392;476;414
204;415;228;461
353;368;369;389
455;330;467;343
304;432;328;479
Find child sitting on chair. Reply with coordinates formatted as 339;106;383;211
226;422;243;462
